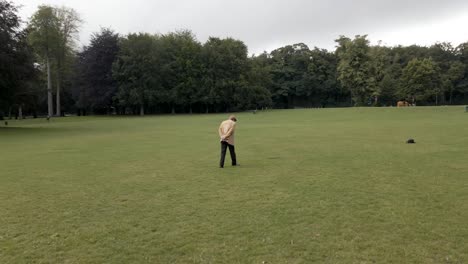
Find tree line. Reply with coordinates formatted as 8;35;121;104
1;1;468;119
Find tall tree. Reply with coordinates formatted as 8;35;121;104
336;35;375;106
73;28;120;114
54;6;81;116
248;53;273;109
445;61;466;104
160;30;202;114
28;5;60;117
113;33;162;115
202;37;249;112
455;42;468;103
368;45;393;105
0;0;21;116
269;43;311;108
401;58;442;104
0;0;39;119
10;29;40;119
304;48;342;107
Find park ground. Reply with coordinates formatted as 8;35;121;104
1;107;468;263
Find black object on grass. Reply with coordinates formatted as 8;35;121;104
407;139;416;144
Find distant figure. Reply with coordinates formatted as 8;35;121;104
218;115;238;168
397;101;409;107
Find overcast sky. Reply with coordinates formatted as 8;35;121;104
15;0;468;54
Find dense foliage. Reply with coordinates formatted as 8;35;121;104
0;1;39;119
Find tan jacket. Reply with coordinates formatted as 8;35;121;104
218;119;236;145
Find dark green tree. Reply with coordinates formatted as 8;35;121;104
113;33;162;115
53;6;81;116
0;1;39;119
27;5;60;117
445;61;466;104
336;35;376;106
401;58;442;104
248;53;273;109
269;43;311;108
304;48;342;107
201;37;250;112
72;28;120;114
160;30;202;114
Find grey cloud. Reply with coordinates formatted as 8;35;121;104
16;0;468;54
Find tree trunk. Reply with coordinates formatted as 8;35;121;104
140;105;145;116
18;105;23;120
435;93;438;106
440;92;446;105
449;90;453;105
8;106;12;120
206;105;209;113
47;56;53;117
171;105;175;114
189;104;193;114
56;72;61;116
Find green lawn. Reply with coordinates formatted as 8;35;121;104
1;107;468;263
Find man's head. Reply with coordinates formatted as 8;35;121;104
229;115;237;122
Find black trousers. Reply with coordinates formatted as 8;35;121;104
220;141;237;167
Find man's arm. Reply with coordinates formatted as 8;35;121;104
223;122;236;139
219;124;225;140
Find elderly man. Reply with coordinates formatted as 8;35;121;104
218;115;238;168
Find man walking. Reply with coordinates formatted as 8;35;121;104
218;115;238;168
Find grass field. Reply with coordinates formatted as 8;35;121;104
1;107;468;263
